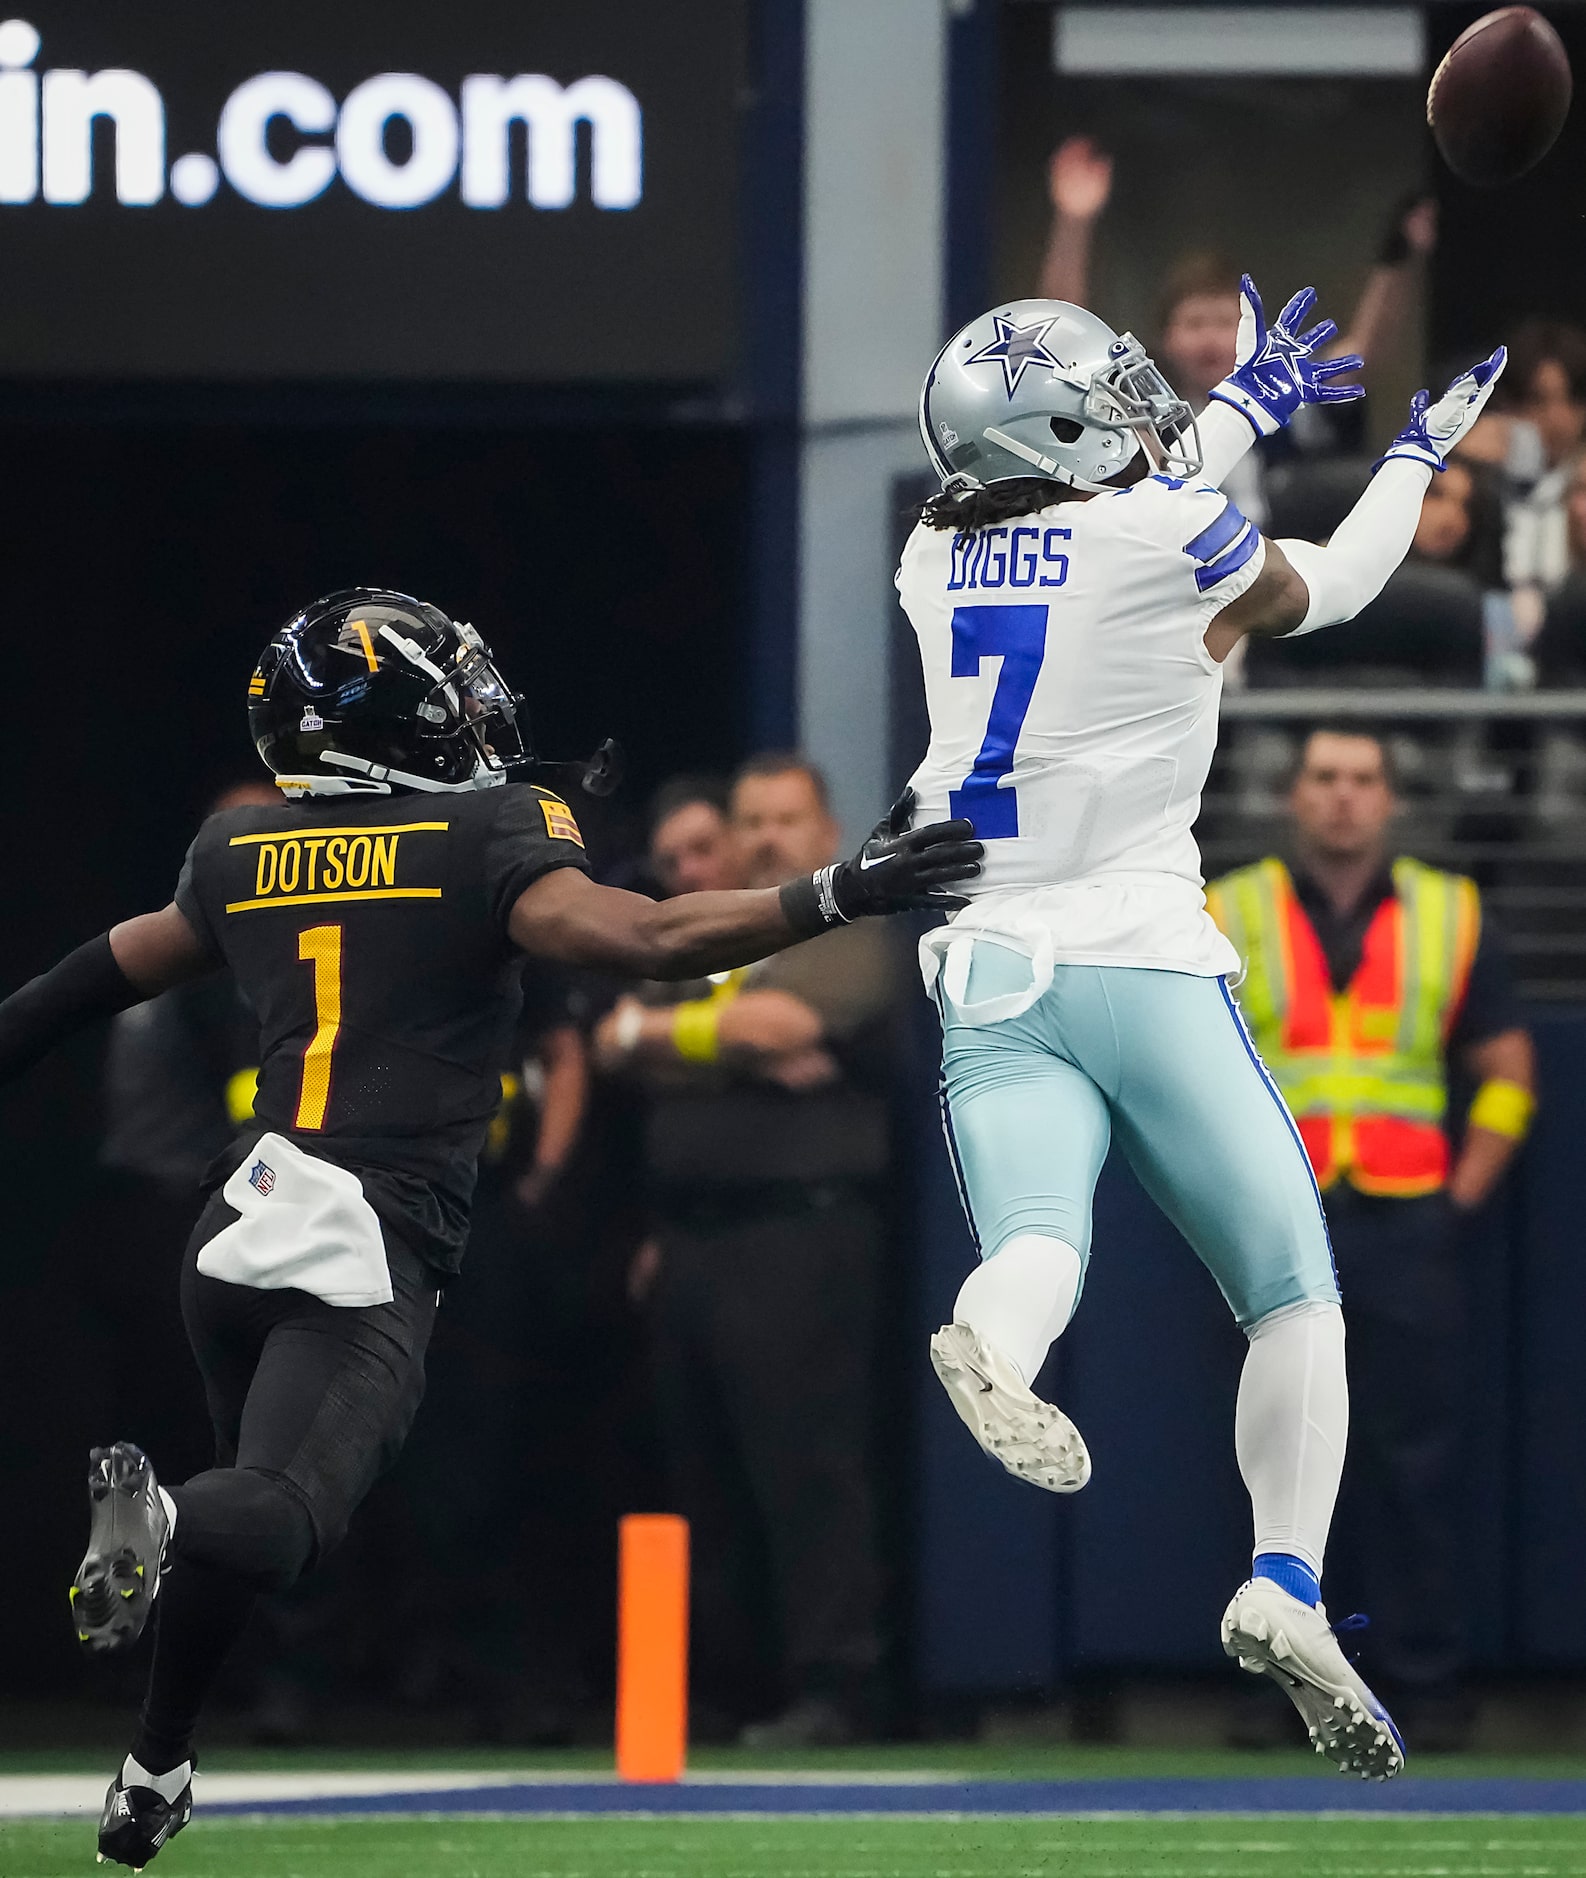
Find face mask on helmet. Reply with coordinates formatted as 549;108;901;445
1085;336;1202;483
435;631;530;772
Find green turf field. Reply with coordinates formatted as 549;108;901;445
7;1815;1586;1878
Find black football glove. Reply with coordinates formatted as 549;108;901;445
779;789;983;937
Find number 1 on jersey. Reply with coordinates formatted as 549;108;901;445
949;603;1049;839
295;924;343;1131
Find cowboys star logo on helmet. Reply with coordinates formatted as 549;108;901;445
965;313;1068;399
919;298;1201;495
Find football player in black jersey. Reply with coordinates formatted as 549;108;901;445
0;589;981;1869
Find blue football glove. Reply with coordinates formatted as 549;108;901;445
1208;275;1365;438
1376;346;1507;474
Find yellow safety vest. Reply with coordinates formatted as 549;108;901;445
1205;857;1479;1195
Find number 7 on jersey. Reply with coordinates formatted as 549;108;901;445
948;603;1049;839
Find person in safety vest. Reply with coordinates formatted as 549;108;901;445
1208;723;1534;1747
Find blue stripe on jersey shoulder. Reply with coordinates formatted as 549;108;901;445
1194;520;1261;591
1183;495;1249;563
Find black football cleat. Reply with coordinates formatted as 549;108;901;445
96;1766;193;1870
71;1444;170;1654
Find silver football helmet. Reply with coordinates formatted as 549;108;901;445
918;298;1201;494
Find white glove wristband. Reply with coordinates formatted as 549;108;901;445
1378;440;1444;474
1207;380;1281;439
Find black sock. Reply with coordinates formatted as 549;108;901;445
132;1556;259;1773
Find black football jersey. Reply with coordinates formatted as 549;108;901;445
175;783;589;1270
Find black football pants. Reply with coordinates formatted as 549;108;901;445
133;1194;436;1768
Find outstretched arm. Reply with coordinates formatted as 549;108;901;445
1199;275;1365;487
0;904;215;1085
510;794;982;980
1205;348;1507;659
513;871;806;980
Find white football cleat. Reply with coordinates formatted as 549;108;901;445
1221;1577;1406;1780
929;1322;1091;1493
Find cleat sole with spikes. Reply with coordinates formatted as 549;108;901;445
1221;1578;1405;1780
930;1322;1091;1494
72;1444;169;1656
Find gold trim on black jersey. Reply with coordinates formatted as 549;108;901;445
225;887;444;914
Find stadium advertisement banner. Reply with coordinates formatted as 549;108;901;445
0;1;744;381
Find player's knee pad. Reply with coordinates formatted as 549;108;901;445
235;1470;319;1591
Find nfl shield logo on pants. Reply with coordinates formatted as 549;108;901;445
248;1159;277;1196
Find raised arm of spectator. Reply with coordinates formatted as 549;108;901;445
1036;136;1112;305
1206;348;1507;660
1332;197;1436;373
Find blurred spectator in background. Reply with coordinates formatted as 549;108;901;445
597;758;901;1746
1467;320;1586;652
1245;461;1498;689
647;775;737;898
1533;456;1586;687
619;777;744;1308
1409;456;1505;590
1208;727;1535;1745
1036;136;1435;526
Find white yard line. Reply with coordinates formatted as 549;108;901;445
0;1768;963;1818
0;1770;557;1818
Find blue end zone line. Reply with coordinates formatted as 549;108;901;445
204;1778;1586;1818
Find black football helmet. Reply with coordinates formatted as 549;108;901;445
248;589;530;797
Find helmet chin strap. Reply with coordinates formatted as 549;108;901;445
981;424;1142;494
983;426;1062;477
275;750;508;798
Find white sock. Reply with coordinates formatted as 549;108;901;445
1234;1299;1348;1578
953;1233;1083;1387
158;1487;178;1544
122;1754;191;1803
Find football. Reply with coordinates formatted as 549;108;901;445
1428;6;1573;186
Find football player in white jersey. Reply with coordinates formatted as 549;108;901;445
900;280;1505;1779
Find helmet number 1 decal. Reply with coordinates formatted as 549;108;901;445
348;620;380;672
294;924;343;1131
948;603;1050;841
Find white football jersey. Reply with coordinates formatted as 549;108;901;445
897;474;1264;978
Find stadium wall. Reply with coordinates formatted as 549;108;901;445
911;1003;1586;1694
